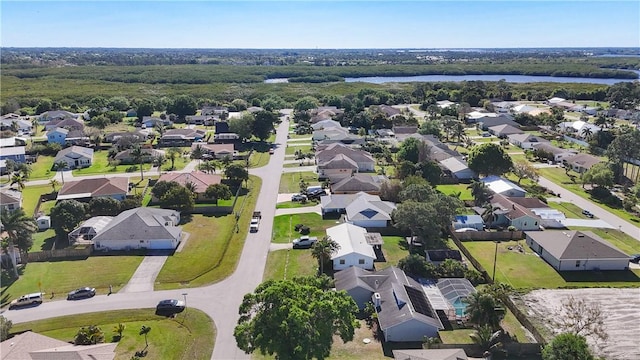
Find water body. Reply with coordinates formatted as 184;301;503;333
344;73;640;85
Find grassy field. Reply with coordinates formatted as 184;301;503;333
155;176;261;289
436;184;473;201
377;236;410;269
546;201;595;219
285;144;313;155
272;213;338;243
463;240;640;289
31;229;56;251
29;155;56;180
72;150;152;176
10;308;215;360
1;255;143;307
263;248;317;281
275;200;320;209
278;171;320;193
438;329;475;344
538;167;640;224
286;134;312;140
21;184;53;216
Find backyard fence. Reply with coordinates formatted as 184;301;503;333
28;246;93;262
454;230;524;241
430;343;541;358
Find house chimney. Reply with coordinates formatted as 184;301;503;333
373;292;381;308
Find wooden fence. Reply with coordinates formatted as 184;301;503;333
28;246;93;262
454;230;524;241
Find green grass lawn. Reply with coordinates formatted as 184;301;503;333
31;229;56;251
501;308;533;343
436;184;473;201
155;176;261;290
162;154;190;171
463;240;640;289
286;134;312;140
546;201;594;219
29;155;55;180
278;171;320;193
22;184;53;216
538;167;640;224
72;151;151;176
377;236;410;270
438;329;475;344
263;248;317;281
285;145;312;155
272;213;339;243
1;255;143;307
248;150;271;169
275;200;320;209
10;308;215;360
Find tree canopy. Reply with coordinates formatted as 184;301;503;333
234;276;359;360
467;143;513;176
542;333;594;360
50;200;88;240
229;113;255;141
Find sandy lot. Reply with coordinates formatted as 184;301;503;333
522;288;640;360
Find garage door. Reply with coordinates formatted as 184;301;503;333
148;240;174;250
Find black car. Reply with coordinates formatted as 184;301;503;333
306;189;327;200
630;254;640;264
582;209;594;218
156;299;186;316
67;287;96;300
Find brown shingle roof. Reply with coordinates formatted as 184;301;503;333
158;171;222;193
58;178;129;198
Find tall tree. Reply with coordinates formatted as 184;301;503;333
311;236;340;275
234;276;359;360
225;164;249;188
1;209;37;277
53;160;68;184
166;148;181;170
190;144;204;165
204;183;232;205
229;113;255;141
463;292;504;331
50;200;88;241
468;180;492;206
467;143;513;176
253;110;277;141
131;145;145;180
0;315;12;342
160;186;195;212
511;160;539;184
580;163;614;189
166;95;197;122
397;137;423;164
481;203;500;229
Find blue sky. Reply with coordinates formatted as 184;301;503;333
1;1;639;48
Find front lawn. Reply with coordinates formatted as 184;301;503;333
263;248;317;281
278;171;320;193
155;176;261;289
538;167;640;224
546;201;595;219
276;200;320;209
285;144;313;155
272;213;339;243
21;184;53;216
72;150;151;176
10;308;215;360
436;184;473;201
463;240;640;289
29;155;55;180
1;255;143;307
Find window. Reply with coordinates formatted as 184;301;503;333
358;259;365;264
339;259;345;265
575;260;581;267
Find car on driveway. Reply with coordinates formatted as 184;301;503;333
630;254;640;264
291;193;307;202
155;299;185;316
582;209;594;218
67;287;96;300
9;293;43;309
292;236;318;249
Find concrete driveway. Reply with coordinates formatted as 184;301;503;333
559;218;615;228
119;254;169;293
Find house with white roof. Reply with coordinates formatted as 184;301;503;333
327;223;376;271
438;157;475;180
531;143;577;163
559;120;601;137
508;133;550;150
311;119;342;131
480;175;526;197
512;104;537;114
54;146;94;170
344;194;396;228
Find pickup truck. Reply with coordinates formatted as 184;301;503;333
292;236;318;249
250;211;261;232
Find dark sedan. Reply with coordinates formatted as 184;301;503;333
155;299;186;317
67;287;96;300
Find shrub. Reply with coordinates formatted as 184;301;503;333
299;226;311;235
590;186;610;201
294;224;304;232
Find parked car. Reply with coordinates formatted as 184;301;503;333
306;189;327;200
291;193;307;202
9;293;43;309
582;209;594;218
155;299;186;316
630;254;640;264
292;236;318;249
269;148;274;155
67;287;96;300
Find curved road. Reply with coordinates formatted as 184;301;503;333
3;111;292;360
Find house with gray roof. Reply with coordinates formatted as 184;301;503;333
57;178;129;201
439;157;475;180
92;207;182;251
0;146;26;164
344;193;396;228
531;143;577;163
317;153;359;180
481;193;542;231
54;146;93;170
316;143;375;173
311;119;342;131
159;129;206;147
330;174;387;195
508;133;550;150
321;192;379;215
488;124;523;138
38;110;78;122
563;153;602;174
44;118;84;132
0;189;22;213
0;331;117;360
477;116;520;131
525;230;631;271
335;266;444;341
114;148;165;165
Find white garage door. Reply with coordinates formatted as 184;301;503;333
148;240;174;250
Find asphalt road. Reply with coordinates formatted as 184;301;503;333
3;111;292;360
538;176;640;239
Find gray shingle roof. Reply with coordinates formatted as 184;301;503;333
92;207;181;243
526;230;630;260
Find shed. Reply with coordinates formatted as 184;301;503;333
452;215;484;231
36;215;51;230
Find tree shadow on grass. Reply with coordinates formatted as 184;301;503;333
559;269;640;283
0;267;25;306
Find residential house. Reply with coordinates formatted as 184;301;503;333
186;115;216;126
317;154;359;180
92;207;182;251
426;250;463;265
157;172;222;201
0;137;26;148
0;331;117;360
344;193;396;228
68;216;113;245
375;105;402;117
511;104;537;114
141;116;172;128
0;146;26;164
159;129;206;147
531;143;577;163
392;126;418;135
321;192;380;215
327;223;377;271
330;174;387;195
563;153;602;174
311;119;342;131
0;189;22;212
312;126;350;141
393;349;468;360
482;193;542;231
316;143;375;173
315;133;365;146
545;97;566;105
104;130;149;144
335;266;444;341
0;117;32;135
38;110;77;122
467;111;499;123
46;127;69;145
53;146;94;170
488;124;523;138
508;133;550;150
525;230;631;271
246;106;264;113
44;118;84;132
201;106;228;116
126;108;137;117
480;175;527;197
310;106;344;123
477;116;520;131
192;143;236;160
57;178;129;201
213;132;241;144
559;120;601;137
375;129;395;138
452;215;484;231
114;148;165;165
438;157;475;181
436;100;455;108
47;128;89;146
509;197;566;229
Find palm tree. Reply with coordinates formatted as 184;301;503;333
153;155;165;174
131;145;145;180
31;117;39;135
221;155;232;170
581;126;593;140
311;236;340;276
113;323;126;340
463;292;503;330
190;144;204;165
10;173;25;191
49;179;60;193
470;324;504;356
53;160;68;184
1;209;37;278
184;181;198;198
482;203;500;230
467;180;492;206
139;325;151;349
154;123;166;139
166;148;180;170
